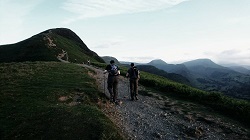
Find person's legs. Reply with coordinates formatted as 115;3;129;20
134;79;139;100
113;76;119;102
107;77;114;101
130;79;135;100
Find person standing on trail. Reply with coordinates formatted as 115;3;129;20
87;59;90;65
104;60;120;103
126;63;140;101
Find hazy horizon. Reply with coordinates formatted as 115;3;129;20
1;0;250;65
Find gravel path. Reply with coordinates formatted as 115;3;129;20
81;64;249;140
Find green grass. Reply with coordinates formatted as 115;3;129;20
52;33;104;64
0;62;123;140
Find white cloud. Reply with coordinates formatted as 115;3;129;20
121;56;156;63
61;0;188;24
93;37;125;48
212;49;250;65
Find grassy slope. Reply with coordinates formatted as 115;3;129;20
0;62;123;140
52;33;104;63
0;35;57;62
0;29;104;64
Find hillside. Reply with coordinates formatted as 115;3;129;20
101;56;120;64
0;62;123;139
228;66;250;75
183;59;250;100
102;58;190;85
148;59;191;79
136;65;191;86
183;59;223;69
148;59;250;100
0;28;104;63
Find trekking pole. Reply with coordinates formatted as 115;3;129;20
128;78;130;95
104;74;106;94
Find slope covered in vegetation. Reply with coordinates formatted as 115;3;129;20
0;28;104;63
0;62;123;139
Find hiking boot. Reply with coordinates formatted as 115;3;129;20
114;100;121;105
131;97;134;101
115;101;119;105
135;96;138;100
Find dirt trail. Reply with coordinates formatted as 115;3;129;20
81;64;249;140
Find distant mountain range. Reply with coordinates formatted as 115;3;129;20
144;59;250;100
0;28;104;63
227;66;250;75
136;65;190;85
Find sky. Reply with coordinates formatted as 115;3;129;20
1;0;250;65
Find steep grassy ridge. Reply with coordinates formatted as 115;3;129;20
0;62;123;139
0;28;104;63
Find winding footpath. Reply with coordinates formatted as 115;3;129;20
81;64;249;140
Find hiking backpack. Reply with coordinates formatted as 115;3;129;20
109;64;119;75
130;66;140;79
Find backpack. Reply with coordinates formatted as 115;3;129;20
109;64;119;75
130;66;140;79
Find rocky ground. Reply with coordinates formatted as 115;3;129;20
82;64;249;140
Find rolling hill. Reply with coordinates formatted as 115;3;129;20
136;65;191;86
106;58;191;85
148;59;250;100
228;66;250;75
0;28;104;63
101;56;120;64
183;59;250;100
148;59;191;78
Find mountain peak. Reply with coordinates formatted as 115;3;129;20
148;59;167;65
101;56;120;64
183;58;221;68
41;28;91;52
0;28;104;63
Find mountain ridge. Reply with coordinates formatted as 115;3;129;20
144;58;250;100
182;58;223;68
0;28;104;63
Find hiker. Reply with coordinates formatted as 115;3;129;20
126;63;140;101
104;60;120;103
87;59;90;65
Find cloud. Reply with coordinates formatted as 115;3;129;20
61;0;188;24
121;56;156;63
93;37;125;49
215;49;250;65
220;49;241;55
